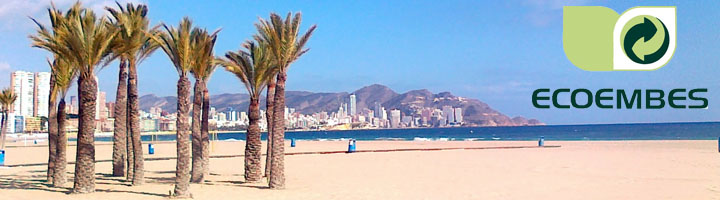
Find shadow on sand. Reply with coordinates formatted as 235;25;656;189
0;171;166;198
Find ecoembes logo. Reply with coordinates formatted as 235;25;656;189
532;6;708;110
563;6;676;71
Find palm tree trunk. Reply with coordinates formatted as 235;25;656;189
73;75;97;194
245;96;262;182
269;71;287;189
47;73;56;183
190;79;203;183
173;75;192;198
53;98;67;186
112;60;128;177
128;61;144;185
264;78;276;178
126;117;134;181
200;82;210;180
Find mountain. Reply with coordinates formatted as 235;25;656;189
353;84;399;110
139;84;543;126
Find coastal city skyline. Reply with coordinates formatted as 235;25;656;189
5;70;478;134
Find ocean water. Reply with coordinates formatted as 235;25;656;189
87;122;720;142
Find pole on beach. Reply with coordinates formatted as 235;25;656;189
211;132;216;153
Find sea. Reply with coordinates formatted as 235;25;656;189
86;122;720;142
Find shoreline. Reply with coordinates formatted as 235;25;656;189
8;120;719;137
4;121;717;142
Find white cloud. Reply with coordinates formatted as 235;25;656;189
0;0;145;31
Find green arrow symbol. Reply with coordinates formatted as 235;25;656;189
623;18;656;63
623;17;669;64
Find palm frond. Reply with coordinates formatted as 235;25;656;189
153;17;196;76
220;40;276;97
106;2;158;65
253;12;316;70
190;27;220;80
0;88;18;111
45;1;118;79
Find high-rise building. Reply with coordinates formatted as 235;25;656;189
454;108;463;123
150;107;162;118
10;71;35;117
217;112;227;122
401;115;413;127
285;107;290;120
228;110;237;121
223;107;236;121
337;104;346;118
7;113;15;133
389;109;401;128
96;91;107;120
70;96;78;114
442;106;455;124
374;102;382;117
342;103;348;117
34;72;51;117
348;94;356;116
107;102;115;118
380;107;387;120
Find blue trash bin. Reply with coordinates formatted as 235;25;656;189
348;139;356;153
148;143;155;155
539;136;545;147
0;150;5;166
291;138;296;147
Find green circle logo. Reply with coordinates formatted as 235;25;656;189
620;15;670;64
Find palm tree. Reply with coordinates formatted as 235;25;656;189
30;3;76;186
190;29;219;183
106;2;158;184
220;40;276;183
33;2;118;193
49;57;76;187
0;88;17;150
254;12;316;189
154;17;218;197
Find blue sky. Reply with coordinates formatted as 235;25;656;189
0;0;718;125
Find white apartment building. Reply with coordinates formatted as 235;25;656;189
11;71;35;117
35;72;51;117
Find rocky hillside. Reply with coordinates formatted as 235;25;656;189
140;84;543;126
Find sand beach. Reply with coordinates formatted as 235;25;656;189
0;140;717;199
